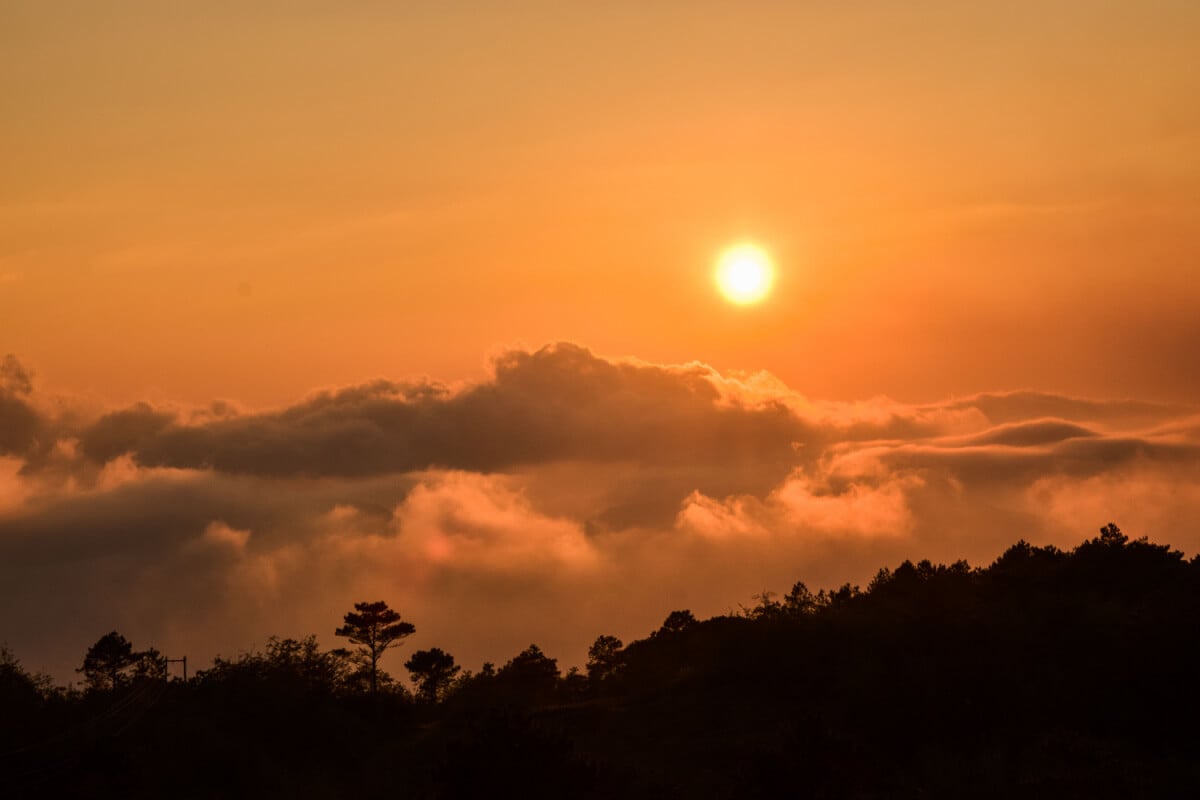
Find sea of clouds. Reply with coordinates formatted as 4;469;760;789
3;345;1198;681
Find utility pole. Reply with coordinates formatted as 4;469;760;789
165;656;188;682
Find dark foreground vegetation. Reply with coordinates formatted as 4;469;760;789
3;524;1199;798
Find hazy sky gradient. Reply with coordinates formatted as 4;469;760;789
4;1;1199;405
3;3;1200;681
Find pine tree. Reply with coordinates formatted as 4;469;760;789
334;601;415;694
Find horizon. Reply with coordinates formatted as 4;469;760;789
3;1;1200;694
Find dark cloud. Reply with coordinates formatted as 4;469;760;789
0;471;417;565
0;355;41;457
1;355;33;395
69;343;808;478
867;434;1200;490
3;343;1200;683
0;392;40;457
77;403;176;464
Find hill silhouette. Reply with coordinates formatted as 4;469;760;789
2;524;1198;798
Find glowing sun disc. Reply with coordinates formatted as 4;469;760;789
715;244;775;305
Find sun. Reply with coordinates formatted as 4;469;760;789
715;243;775;305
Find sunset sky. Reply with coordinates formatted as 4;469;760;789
3;2;1200;681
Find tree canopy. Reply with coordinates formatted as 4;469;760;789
7;524;1200;797
77;631;163;692
335;600;415;694
404;648;461;703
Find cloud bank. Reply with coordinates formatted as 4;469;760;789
2;343;1198;681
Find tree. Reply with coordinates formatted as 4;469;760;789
814;582;861;610
1099;522;1127;545
335;600;415;694
198;635;358;696
133;646;168;680
784;581;817;615
405;647;461;702
1;646;55;753
586;635;624;682
2;645;51;706
496;644;560;703
657;609;698;636
78;631;160;691
261;635;354;692
745;590;783;619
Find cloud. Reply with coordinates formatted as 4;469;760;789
942;390;1193;428
961;419;1097;447
678;467;920;541
0;456;31;512
77;404;176;465
56;343;807;479
389;471;598;574
0;355;42;457
1;355;33;396
196;520;251;553
2;342;1199;683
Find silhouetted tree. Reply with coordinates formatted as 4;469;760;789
1;645;50;708
784;580;817;615
78;631;158;691
586;635;624;682
1097;521;1127;546
561;666;588;701
496;644;559;703
1;645;44;698
335;601;415;694
657;609;698;636
405;647;460;702
134;646;168;680
257;635;356;691
11;524;1200;798
745;590;784;619
267;636;340;681
814;582;862;609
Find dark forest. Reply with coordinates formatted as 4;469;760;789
3;524;1198;798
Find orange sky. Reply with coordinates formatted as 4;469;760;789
4;3;1200;681
4;1;1199;406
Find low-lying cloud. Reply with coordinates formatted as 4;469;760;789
2;343;1198;682
65;344;806;478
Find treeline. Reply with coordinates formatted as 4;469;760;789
3;524;1200;797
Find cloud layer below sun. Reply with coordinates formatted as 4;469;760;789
2;344;1199;681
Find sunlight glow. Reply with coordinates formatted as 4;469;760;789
715;244;775;305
